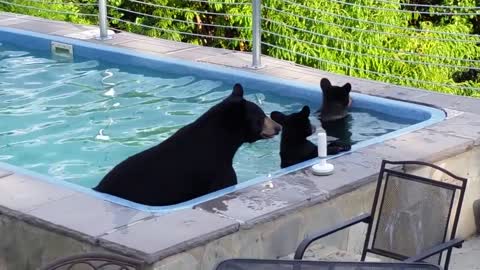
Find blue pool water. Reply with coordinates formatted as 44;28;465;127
0;27;445;212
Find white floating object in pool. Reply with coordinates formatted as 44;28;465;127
255;93;264;105
113;102;120;107
311;131;334;176
95;129;110;141
103;88;115;97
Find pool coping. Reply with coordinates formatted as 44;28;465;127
1;12;480;264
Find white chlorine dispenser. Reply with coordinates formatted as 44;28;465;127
311;130;334;176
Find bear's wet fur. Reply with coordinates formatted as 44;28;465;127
93;83;281;206
317;78;353;147
271;106;351;169
317;78;352;123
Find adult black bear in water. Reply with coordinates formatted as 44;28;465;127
94;83;281;206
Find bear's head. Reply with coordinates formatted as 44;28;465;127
226;84;282;143
318;78;352;122
270;105;315;142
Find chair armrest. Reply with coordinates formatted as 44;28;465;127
404;238;464;263
294;213;371;260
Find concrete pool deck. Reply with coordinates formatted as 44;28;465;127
1;12;480;270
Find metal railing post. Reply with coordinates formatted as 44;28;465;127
250;0;263;69
96;0;112;40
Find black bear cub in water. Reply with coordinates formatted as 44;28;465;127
271;106;317;169
94;83;281;206
271;106;350;169
317;78;352;123
317;77;354;147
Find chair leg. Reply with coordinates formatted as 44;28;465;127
360;242;368;261
360;206;379;262
444;248;453;270
360;225;372;261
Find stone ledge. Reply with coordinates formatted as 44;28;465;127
0;204;98;246
98;208;240;263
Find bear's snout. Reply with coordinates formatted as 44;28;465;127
261;117;282;139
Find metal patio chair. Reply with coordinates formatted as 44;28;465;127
294;160;467;270
39;252;145;270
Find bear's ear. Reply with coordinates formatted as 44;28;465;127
270;111;286;125
320;78;331;92
343;83;352;93
300;105;310;117
231;83;244;98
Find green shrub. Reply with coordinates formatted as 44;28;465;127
0;0;97;25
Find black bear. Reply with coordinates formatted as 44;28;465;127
317;78;352;122
271;106;351;169
93;83;282;206
317;78;353;146
271;106;317;169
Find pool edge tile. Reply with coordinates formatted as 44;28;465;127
194;174;328;228
0;173;77;212
26;192;153;238
0;203;99;246
423;111;480;144
98;208;240;263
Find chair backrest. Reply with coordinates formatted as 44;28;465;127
39;253;145;270
362;160;467;268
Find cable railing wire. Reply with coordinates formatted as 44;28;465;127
280;0;480;38
263;2;479;92
108;16;249;42
372;0;480;9
312;0;480;15
262;18;479;64
264;6;478;43
262;42;480;91
181;0;250;5
262;29;480;70
11;0;98;6
126;0;250;18
109;5;250;30
0;0;98;17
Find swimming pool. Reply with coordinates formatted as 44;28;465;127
0;27;445;212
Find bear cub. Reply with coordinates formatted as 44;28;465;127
317;77;354;146
271;106;351;169
317;77;352;123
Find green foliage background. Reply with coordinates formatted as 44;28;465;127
1;0;479;96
